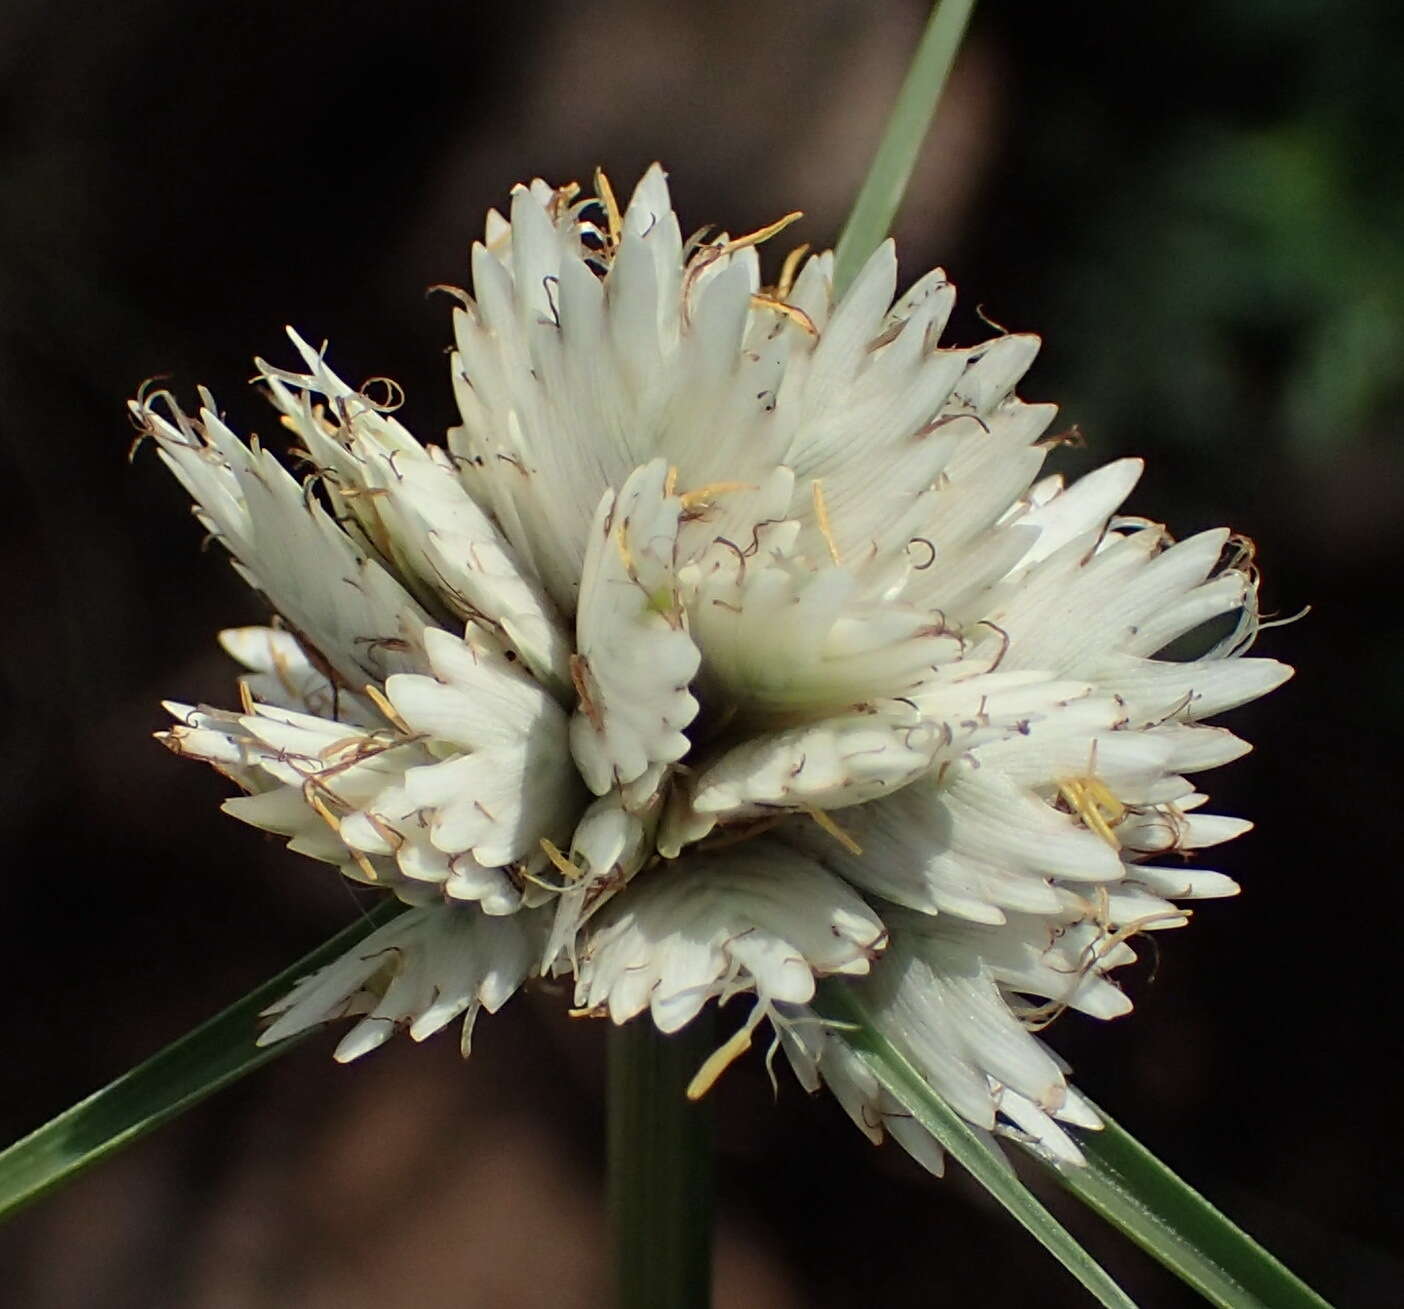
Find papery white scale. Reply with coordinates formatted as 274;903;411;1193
142;165;1290;1171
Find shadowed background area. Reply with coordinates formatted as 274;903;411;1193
1;1;1399;1304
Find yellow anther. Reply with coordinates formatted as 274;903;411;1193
1057;777;1126;851
681;211;804;323
317;733;371;761
686;1023;756;1101
679;212;803;327
720;210;804;257
347;847;381;883
237;679;256;716
614;521;635;573
364;683;413;735
679;480;753;509
664;465;679;498
775;243;811;300
803;805;863;856
811;478;842;565
550;181;581;222
594;167;622;248
307;791;343;834
540;837;586;883
749;294;819;336
364;812;405;851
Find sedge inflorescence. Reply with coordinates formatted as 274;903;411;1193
139;166;1288;1170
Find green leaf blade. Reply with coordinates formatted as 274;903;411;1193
831;0;979;297
0;901;403;1221
817;981;1139;1309
1042;1101;1336;1309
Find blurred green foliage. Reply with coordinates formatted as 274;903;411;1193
981;0;1404;472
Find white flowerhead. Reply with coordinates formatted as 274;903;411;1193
138;166;1289;1170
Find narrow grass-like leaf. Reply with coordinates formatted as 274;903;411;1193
817;981;1138;1309
1040;1100;1336;1309
831;0;978;297
0;900;403;1222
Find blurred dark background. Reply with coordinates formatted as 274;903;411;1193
1;1;1399;1304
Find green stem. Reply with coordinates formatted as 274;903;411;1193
831;0;980;297
607;1015;716;1309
